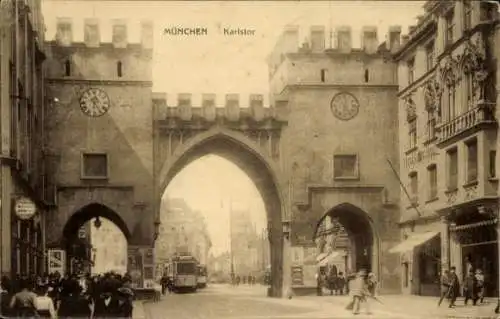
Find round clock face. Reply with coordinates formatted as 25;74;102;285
331;92;360;121
79;88;111;117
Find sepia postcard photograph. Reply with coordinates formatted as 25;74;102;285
0;0;500;318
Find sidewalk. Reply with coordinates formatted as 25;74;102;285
133;301;146;319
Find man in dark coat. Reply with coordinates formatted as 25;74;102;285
447;266;461;308
463;269;478;305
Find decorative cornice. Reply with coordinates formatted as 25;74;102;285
285;84;398;91
45;78;153;87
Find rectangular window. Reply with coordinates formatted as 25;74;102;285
320;69;326;82
409;172;418;204
447;148;458;189
403;262;409;288
490;150;496;178
409;119;417;149
447;85;456;120
407;58;415;84
446;9;455;45
466;139;478;182
81;153;108;179
333;154;358;179
425;41;435;71
428;165;438;200
464;0;473;30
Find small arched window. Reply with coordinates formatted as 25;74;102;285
117;61;123;77
64;59;71;76
364;69;369;82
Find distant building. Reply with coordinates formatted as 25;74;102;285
230;209;262;276
155;197;212;265
89;218;127;275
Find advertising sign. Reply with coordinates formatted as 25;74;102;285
127;247;144;288
14;196;37;220
48;249;66;277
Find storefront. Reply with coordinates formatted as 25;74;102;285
11;196;46;277
449;208;498;297
390;228;441;296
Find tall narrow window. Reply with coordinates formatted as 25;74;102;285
117;61;123;77
464;0;473;30
409;119;417;149
364;69;369;82
445;9;455;45
427;111;436;141
425;41;435;71
447;82;456;120
465;72;473;110
447;148;458;189
407;58;415;84
64;59;71;76
320;69;326;82
403;262;409;288
466;139;478;182
490;150;496;178
428;164;438;200
409;172;418;204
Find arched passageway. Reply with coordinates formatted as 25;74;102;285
62;203;131;275
157;129;285;297
314;203;377;275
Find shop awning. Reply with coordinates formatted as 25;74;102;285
316;253;328;262
317;251;341;267
389;231;440;254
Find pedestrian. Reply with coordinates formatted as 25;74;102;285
463;269;478;306
336;272;346;295
9;278;38;318
364;272;377;314
438;269;450;306
0;275;14;318
35;284;57;319
345;269;369;315
447;266;460;308
475;269;485;304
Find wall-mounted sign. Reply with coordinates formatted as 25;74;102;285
48;249;66;277
291;265;304;286
14;196;37;220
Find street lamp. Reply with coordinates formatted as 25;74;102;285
94;217;102;229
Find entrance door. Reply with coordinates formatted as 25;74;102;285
462;242;498;297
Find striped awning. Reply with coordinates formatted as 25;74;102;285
451;219;498;231
389;231;440;254
317;251;341;267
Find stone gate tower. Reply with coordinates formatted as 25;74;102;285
43;17;156;281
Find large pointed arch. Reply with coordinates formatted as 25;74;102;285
156;125;286;297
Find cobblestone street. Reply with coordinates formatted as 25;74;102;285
133;285;500;319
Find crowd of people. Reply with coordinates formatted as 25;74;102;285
0;271;135;318
439;266;486;308
230;274;258;286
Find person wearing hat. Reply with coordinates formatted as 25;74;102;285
474;269;485;304
346;269;370;315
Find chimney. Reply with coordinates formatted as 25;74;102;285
84;18;100;47
361;26;378;54
141;20;154;49
202;93;216;107
281;25;299;53
178;93;191;107
388;25;402;53
225;94;240;121
335;26;352;53
56;17;73;46
112;19;128;48
310;25;325;52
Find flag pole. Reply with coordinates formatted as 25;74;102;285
386;158;422;218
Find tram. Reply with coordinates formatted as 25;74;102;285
166;254;198;293
196;264;208;289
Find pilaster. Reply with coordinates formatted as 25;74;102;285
440;216;450;272
449;224;462;281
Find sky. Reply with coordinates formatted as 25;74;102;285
42;0;425;256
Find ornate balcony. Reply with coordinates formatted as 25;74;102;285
436;101;496;147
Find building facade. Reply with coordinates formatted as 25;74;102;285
0;0;49;277
42;17;156;280
267;24;403;293
155;197;212;265
393;0;500;296
230;209;262;276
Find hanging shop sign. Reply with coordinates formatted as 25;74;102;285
14;196;37;220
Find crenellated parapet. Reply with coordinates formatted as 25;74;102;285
268;24;402;73
49;17;153;49
153;93;288;126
